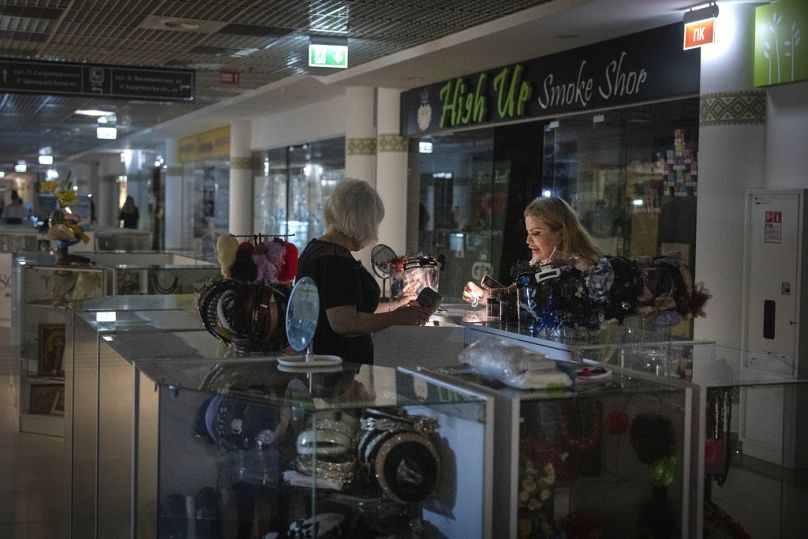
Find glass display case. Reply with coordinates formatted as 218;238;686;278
418;363;695;538
11;258;106;436
10;251;217;436
66;301;211;539
67;317;492;539
0;226;49;326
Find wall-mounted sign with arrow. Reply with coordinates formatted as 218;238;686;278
308;40;349;69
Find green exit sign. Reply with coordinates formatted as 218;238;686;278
308;43;349;69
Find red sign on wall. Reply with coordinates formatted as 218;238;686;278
684;19;716;50
219;70;240;85
765;210;783;243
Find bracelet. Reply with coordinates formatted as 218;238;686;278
373;431;440;504
361;409;438;435
296;429;353;456
311;411;358;438
295;455;356;484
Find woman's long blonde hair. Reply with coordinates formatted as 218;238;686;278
524;196;601;266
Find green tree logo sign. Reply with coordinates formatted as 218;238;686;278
755;0;806;86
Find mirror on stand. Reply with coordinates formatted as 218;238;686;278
370;244;397;301
277;276;342;370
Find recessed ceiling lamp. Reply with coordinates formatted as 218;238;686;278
75;109;115;117
38;155;54;165
15;161;27;173
97;127;118;140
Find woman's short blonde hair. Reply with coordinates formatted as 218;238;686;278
324;179;384;247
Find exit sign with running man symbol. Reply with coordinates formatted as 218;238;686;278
308;43;349;69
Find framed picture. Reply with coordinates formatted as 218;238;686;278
29;384;62;415
38;323;66;377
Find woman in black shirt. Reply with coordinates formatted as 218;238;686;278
296;179;431;364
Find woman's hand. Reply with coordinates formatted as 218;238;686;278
390;303;432;326
462;281;487;306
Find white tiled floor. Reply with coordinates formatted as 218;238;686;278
0;326;66;539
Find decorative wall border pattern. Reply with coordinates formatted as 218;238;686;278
377;134;408;152
347;138;377;155
700;91;767;126
230;157;253;170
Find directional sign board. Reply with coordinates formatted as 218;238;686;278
0;58;194;101
308;43;348;69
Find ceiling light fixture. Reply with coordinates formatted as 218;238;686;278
683;2;719;24
75;109;115;117
38;155;54;165
15;161;27;173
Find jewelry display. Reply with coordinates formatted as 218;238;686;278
149;270;179;294
295;429;353;456
356;408;441;504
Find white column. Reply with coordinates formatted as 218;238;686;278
344;87;377;268
694;3;766;347
229;119;253;235
345;87;377;186
375;88;409;256
164;139;184;250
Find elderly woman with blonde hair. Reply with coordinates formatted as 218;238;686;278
296;179;431;364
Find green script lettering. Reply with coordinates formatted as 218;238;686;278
493;64;532;119
439;73;488;128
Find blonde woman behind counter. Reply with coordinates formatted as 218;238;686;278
296;179;432;365
462;196;602;304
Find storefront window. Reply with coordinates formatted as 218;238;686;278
252;137;344;251
412;98;699;306
543;99;699;269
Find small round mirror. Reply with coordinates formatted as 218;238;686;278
280;277;342;368
285;277;320;353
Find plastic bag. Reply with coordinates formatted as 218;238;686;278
458;337;574;390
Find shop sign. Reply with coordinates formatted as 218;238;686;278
684;19;716;50
178;126;231;163
400;23;699;136
754;0;807;87
764;210;782;244
0;58;194;101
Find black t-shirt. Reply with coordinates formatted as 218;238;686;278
296;239;380;364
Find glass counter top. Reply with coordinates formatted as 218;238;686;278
420;363;689;401
14;250;213;268
75;308;202;332
101;330;484;411
74;294;198;312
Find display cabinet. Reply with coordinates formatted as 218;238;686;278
66;320;492;539
419;362;694;539
65;295;205;536
10;251;217;436
0;226;48;326
11;258;106;435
